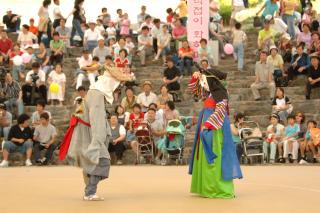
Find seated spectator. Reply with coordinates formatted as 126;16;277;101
295;111;307;141
0;114;33;167
2;9;21;33
151;19;161;54
138;15;153;33
74;85;87;105
0;103;12;141
250;51;276;101
287;43;310;82
137;26;153;66
232;23;247;71
95;19;106;36
309;32;320;55
3;73;24;116
125;35;135;64
178;40;194;76
154;25;171;63
76;56;100;89
146;108;166;165
83;21;100;52
163;56;181;93
278;33;293;65
47;64;66;105
263;113;285;163
115;105;128;126
29;18;39;36
106;22;116;41
107;38;116;57
114;49;129;68
306;55;320;99
35;42;50;74
55;19;71;48
120;13;131;37
17;24;38;49
93;37;110;64
267;45;285;87
114;38;129;59
198;38;214;67
50;32;64;66
172;18;187;50
299;120;318;164
108;113;127;165
126;103;144;154
297;23;312;47
22;62;47;106
157;85;173;110
257;19;275;50
163;100;179;125
230;112;245;162
143;103;163;121
121;87;137;113
272;88;293;123
33;112;57;165
267;15;288;36
137;81;158;112
0;31;13;66
278;115;300;163
31;99;52;127
9;44;24;81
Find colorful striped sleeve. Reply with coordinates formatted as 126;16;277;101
204;100;228;130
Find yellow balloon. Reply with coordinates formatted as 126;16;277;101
49;83;60;94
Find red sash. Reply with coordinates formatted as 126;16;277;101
59;116;91;160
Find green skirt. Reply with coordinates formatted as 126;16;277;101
190;129;234;198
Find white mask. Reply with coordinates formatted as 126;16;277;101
200;74;209;92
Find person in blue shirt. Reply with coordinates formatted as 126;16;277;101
279;115;300;163
256;0;280;22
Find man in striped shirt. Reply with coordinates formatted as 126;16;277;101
3;72;24;116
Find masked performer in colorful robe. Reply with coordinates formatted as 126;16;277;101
59;65;133;201
188;62;243;199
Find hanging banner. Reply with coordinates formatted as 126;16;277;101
187;0;209;60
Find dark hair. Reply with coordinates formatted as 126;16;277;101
295;111;305;123
302;23;311;30
110;112;118;118
276;87;285;97
287;114;295;121
55;63;62;69
148;103;157;109
43;0;51;7
118;37;126;42
32;62;41;68
153;18;161;24
102;7;107;12
75;0;84;7
60;18;66;23
36;99;46;108
235;22;242;30
116;9;122;13
200;59;209;64
125;87;134;93
115;105;124;115
307;120;317;127
53;32;60;37
200;38;207;44
105;55;113;60
297;42;305;49
147;108;156;113
162;24;168;29
166;8;173;13
133;103;141;110
166;56;173;62
92;56;100;61
160;84;168;93
17;114;30;125
77;86;86;92
40;112;50;120
22;24;30;31
166;100;175;110
119;49;128;57
0;103;7;110
270;113;280;121
145;15;152;20
234;112;245;123
82;49;90;54
141;26;150;31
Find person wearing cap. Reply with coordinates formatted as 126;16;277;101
267;45;285;86
257;18;276;50
256;0;279;22
306;54;320;99
137;5;150;27
3;72;24;116
0;31;13;66
17;24;38;49
29;19;39;36
309;32;320;55
250;50;276;101
287;42;310;82
22;62;47;106
2;9;21;33
93;37;110;64
50;32;65;65
83;21;100;52
55;19;71;48
0;103;13;141
263;113;285;163
137;81;158;112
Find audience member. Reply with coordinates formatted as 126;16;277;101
256;0;280;22
47;64;66;105
231;112;245;162
287;43;310;82
0;103;12;141
0;31;13;66
121;87;138;113
137;5;150;26
17;24;38;49
151;19;161;54
178;40;194;76
137;26;153;66
68;0;86;46
267;45;285;86
3;73;24;116
299;120;318;164
76;56;100;89
55;19;71;48
52;0;64;29
163;100;179;125
50;32;65;66
35;42;50;74
175;0;188;26
257;19;275;50
272;87;293;123
120;13;131;37
98;7;111;29
232;22;247;71
83;20;100;52
157;85;173;110
306;55;320;99
2;8;21;33
282;0;298;38
137;81;158;112
297;23;312;47
29;18;39;36
31;99;52;127
172;18;187;50
93;38;110;64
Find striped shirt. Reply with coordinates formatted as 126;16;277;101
4;81;21;99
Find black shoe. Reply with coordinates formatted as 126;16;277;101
306;95;310;100
255;98;261;101
278;158;285;163
35;159;42;165
288;154;293;163
312;158;317;163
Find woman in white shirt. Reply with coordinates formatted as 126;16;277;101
17;25;38;49
84;21;100;52
271;87;293;123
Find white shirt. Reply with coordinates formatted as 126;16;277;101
95;25;105;35
84;29;100;41
137;92;158;112
106;27;116;38
78;55;92;68
17;32;37;49
151;25;162;38
53;4;62;20
271;18;288;35
111;124;126;135
26;70;46;84
233;0;244;7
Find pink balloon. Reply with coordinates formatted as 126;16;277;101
224;43;234;55
22;53;32;64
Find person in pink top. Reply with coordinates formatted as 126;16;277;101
120;13;131;37
172;18;187;50
297;24;311;47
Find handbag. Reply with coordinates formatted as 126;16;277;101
253;16;262;28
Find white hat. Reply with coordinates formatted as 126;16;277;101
269;45;278;52
6;8;12;12
265;15;273;21
88;19;96;24
98;36;104;41
282;33;291;41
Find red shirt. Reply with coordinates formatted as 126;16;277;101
0;38;13;54
129;112;145;129
29;26;39;36
114;57;129;68
166;15;173;23
9;51;23;59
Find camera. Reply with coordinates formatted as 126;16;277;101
30;73;40;84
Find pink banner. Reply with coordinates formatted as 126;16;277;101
187;0;209;60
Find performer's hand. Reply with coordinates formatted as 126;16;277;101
192;71;201;79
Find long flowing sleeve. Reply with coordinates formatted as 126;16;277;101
104;65;133;82
204;99;228;130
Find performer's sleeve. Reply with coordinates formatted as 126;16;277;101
204;100;228;130
106;66;132;82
